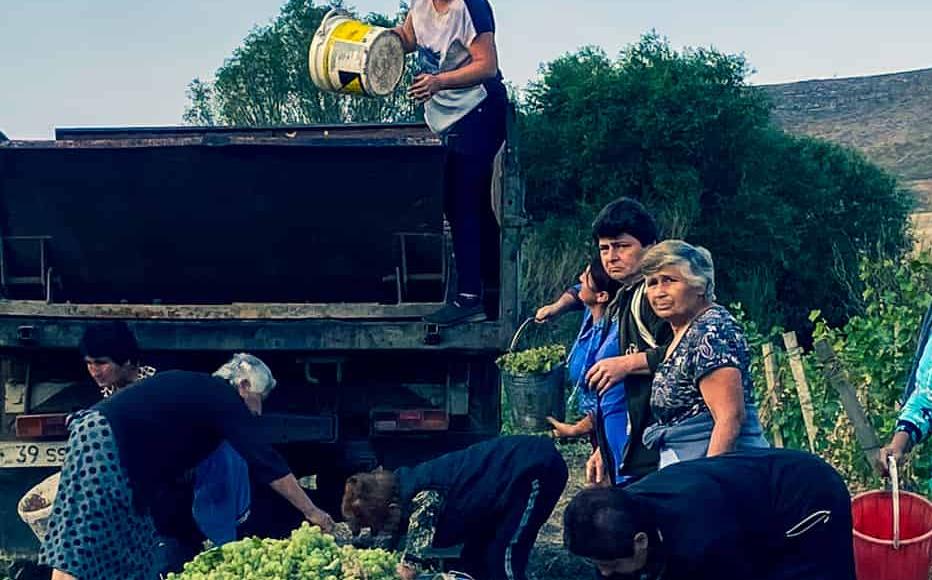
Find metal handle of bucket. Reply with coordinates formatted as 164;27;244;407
889;454;901;549
508;317;537;353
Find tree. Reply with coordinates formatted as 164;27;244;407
183;0;419;126
519;33;913;332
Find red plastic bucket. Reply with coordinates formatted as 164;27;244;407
852;460;932;580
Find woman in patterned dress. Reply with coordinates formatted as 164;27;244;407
639;240;768;468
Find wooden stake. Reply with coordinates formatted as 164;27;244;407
814;339;882;468
783;331;818;451
762;342;784;448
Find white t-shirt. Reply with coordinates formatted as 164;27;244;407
410;0;498;134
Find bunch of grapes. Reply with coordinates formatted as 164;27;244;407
340;544;400;580
166;522;400;579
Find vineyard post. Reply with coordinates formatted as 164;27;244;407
814;339;882;469
762;342;784;448
783;331;818;452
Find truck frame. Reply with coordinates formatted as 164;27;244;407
0;119;525;556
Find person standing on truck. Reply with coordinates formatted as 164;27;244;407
536;198;673;486
564;449;856;580
395;0;508;326
341;435;567;580
40;364;334;580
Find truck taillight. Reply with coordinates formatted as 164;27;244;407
15;414;69;439
372;409;450;433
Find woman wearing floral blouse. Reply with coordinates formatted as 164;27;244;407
639;240;768;468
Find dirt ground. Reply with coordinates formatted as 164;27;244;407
527;439;593;580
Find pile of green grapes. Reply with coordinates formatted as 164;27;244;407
166;522;400;579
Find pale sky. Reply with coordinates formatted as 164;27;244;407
2;0;931;139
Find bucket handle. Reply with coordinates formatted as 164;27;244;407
508;317;537;353
889;454;901;549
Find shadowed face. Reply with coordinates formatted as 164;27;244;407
598;235;647;283
85;356;136;390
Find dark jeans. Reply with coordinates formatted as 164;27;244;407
441;90;507;299
457;462;568;580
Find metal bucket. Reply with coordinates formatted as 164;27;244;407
308;9;405;97
503;365;566;432
502;318;566;432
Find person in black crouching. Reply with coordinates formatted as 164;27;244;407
342;435;568;580
563;448;856;580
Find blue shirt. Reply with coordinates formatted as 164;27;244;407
567;306;620;416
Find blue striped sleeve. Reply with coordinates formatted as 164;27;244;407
898;335;932;444
463;0;495;34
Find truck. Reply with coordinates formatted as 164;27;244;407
0;119;525;556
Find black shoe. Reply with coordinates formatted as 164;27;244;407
423;300;487;325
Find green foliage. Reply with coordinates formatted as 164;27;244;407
518;33;913;333
496;345;566;375
183;0;420;126
747;254;932;492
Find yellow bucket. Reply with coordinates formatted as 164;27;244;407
308;9;405;98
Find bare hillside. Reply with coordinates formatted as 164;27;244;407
763;67;932;189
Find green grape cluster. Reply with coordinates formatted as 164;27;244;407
166;522;401;579
496;344;566;375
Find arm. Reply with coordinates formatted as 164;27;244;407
398;490;443;576
409;32;499;101
269;474;334;532
699;367;746;457
585;446;609;486
587;352;650;394
877;340;932;474
210;382;335;529
536;285;583;322
394;12;417;53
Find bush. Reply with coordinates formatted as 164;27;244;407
747;253;932;492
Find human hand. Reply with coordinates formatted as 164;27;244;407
408;73;444;103
535;303;560;323
585;447;609;487
547;416;580;439
875;431;910;477
305;506;335;533
396;562;417;580
586;356;630;394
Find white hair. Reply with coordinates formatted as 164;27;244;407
213;353;277;396
640;240;716;302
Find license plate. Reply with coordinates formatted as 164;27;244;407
0;441;68;468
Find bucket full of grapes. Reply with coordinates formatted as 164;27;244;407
497;318;567;432
18;472;60;543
